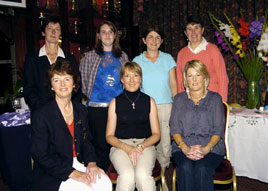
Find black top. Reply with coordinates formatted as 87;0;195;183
31;100;96;191
115;89;152;139
23;51;81;111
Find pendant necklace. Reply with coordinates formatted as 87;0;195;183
124;92;141;109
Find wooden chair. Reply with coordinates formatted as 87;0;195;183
107;159;165;191
172;101;237;191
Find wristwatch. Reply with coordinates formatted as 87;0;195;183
137;144;144;150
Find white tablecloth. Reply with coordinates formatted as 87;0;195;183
228;109;268;183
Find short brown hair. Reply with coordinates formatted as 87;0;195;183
183;60;210;89
120;62;142;80
47;60;80;95
41;15;62;33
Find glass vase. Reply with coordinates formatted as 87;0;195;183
246;80;260;109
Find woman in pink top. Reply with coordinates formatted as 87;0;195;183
176;15;229;101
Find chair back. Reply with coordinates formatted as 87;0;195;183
223;101;230;160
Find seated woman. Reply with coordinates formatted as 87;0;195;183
170;60;225;191
31;60;112;191
106;62;160;191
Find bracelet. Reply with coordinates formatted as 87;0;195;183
137;144;144;150
178;142;184;149
207;143;214;152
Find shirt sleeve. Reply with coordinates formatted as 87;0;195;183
23;53;41;111
81;112;97;164
170;95;183;136
176;51;185;93
167;54;176;70
213;46;229;101
31;111;74;181
79;53;90;97
211;95;225;138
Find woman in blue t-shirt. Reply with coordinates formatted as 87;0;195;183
133;26;177;179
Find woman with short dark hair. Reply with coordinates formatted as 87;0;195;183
176;15;229;101
23;15;80;111
31;60;112;191
133;26;177;181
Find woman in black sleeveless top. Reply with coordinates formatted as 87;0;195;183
106;62;160;191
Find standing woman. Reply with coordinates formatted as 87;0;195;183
106;62;160;191
23;15;80;111
176;15;229;101
31;60;112;191
133;26;177;176
79;21;128;171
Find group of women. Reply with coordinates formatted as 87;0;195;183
25;14;228;191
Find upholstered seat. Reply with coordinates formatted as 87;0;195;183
107;159;165;190
214;158;233;181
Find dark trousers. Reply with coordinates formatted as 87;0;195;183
172;151;223;191
87;106;110;171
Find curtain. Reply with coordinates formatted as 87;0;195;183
133;0;268;105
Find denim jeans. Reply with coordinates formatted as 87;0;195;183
172;151;223;191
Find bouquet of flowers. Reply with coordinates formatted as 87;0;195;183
208;10;268;108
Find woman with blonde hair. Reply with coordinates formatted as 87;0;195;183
170;60;225;191
106;62;160;191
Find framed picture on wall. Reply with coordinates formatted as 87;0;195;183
0;0;26;8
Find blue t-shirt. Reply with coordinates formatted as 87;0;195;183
133;51;176;104
90;51;123;103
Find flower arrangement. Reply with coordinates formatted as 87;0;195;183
208;10;268;108
209;10;268;81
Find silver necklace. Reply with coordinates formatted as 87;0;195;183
124;92;141;109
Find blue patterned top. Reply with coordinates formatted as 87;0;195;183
90;51;123;103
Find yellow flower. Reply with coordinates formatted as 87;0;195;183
235;49;244;58
230;26;240;45
236;44;242;49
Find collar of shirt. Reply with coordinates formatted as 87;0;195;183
187;37;208;54
38;45;65;64
141;50;162;62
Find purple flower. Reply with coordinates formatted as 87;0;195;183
217;36;223;44
214;31;229;52
221;43;230;51
249;19;263;39
233;54;239;60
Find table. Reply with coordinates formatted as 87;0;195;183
0;123;32;191
228;109;268;183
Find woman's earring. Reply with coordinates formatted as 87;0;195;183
186;87;189;93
